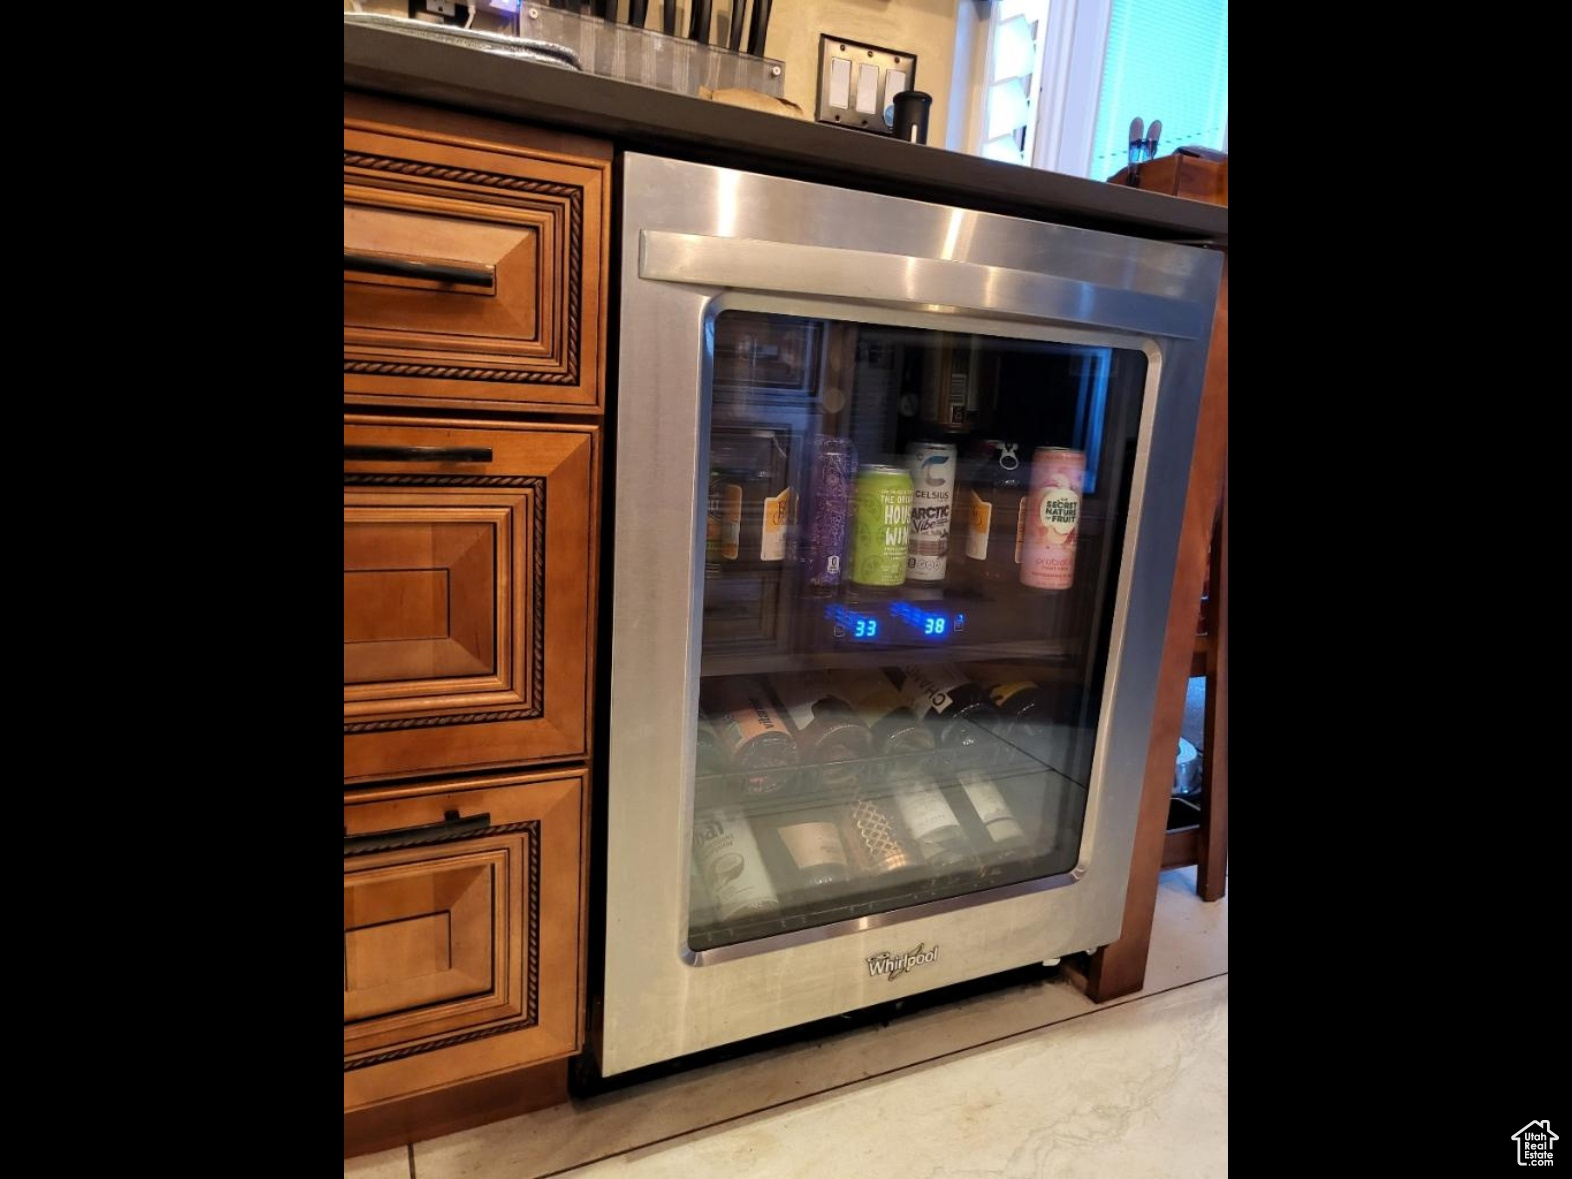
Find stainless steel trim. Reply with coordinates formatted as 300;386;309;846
342;12;582;68
601;152;1224;1077
639;231;1212;340
684;864;1081;966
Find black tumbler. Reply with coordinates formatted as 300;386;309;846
891;91;932;145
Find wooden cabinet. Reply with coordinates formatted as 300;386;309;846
344;92;610;1154
344;416;598;785
344;771;586;1112
345;103;607;413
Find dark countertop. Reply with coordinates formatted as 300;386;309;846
345;22;1227;249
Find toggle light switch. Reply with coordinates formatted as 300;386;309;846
854;63;879;114
828;57;851;109
884;68;908;108
815;35;919;132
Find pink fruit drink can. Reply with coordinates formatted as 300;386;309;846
1019;447;1086;590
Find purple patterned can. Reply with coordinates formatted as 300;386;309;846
799;434;858;590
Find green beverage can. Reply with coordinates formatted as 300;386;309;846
850;465;915;587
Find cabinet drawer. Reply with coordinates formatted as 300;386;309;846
345;416;598;784
344;120;607;413
344;771;586;1111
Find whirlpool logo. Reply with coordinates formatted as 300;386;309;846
866;942;938;982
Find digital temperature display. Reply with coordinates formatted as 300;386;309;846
890;602;965;639
827;605;882;640
826;603;967;642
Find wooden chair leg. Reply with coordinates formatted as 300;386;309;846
1196;471;1227;901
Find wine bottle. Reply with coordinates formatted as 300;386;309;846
830;666;938;781
689;850;718;928
701;676;801;798
963;440;1029;584
963;669;1078;772
887;772;982;877
757;802;853;902
692;808;783;922
694;706;731;804
766;670;874;795
946;766;1032;866
834;793;918;882
888;663;1007;771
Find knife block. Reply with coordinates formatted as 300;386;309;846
517;6;786;99
1107;151;1228;205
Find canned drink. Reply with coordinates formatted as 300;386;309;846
1019;447;1086;590
906;441;957;583
849;465;914;587
800;434;858;590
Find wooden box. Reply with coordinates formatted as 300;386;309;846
1107;152;1228;205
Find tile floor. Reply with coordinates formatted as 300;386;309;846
347;861;1228;1179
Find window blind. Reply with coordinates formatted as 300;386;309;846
1087;0;1228;179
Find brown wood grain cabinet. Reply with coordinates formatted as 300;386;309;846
344;770;587;1110
344;98;607;414
343;416;598;785
344;92;610;1156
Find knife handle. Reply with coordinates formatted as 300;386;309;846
728;0;747;50
689;0;712;40
745;0;770;55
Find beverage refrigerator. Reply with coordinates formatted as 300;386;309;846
588;153;1224;1080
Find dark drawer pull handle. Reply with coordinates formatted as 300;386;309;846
344;445;493;463
344;251;495;289
344;809;492;854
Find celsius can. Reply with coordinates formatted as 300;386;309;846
800;434;858;590
1019;447;1086;590
906;441;957;583
849;465;914;587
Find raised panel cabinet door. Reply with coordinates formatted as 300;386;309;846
344;770;586;1112
345;416;598;784
343;120;608;413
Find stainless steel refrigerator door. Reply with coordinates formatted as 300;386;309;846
602;153;1223;1076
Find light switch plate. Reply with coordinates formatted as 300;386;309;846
815;35;918;134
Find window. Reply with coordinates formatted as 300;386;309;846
1080;0;1228;178
978;0;1052;165
967;0;1228;179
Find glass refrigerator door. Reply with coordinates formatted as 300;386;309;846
688;310;1148;953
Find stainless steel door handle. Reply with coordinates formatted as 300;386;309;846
637;230;1211;339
